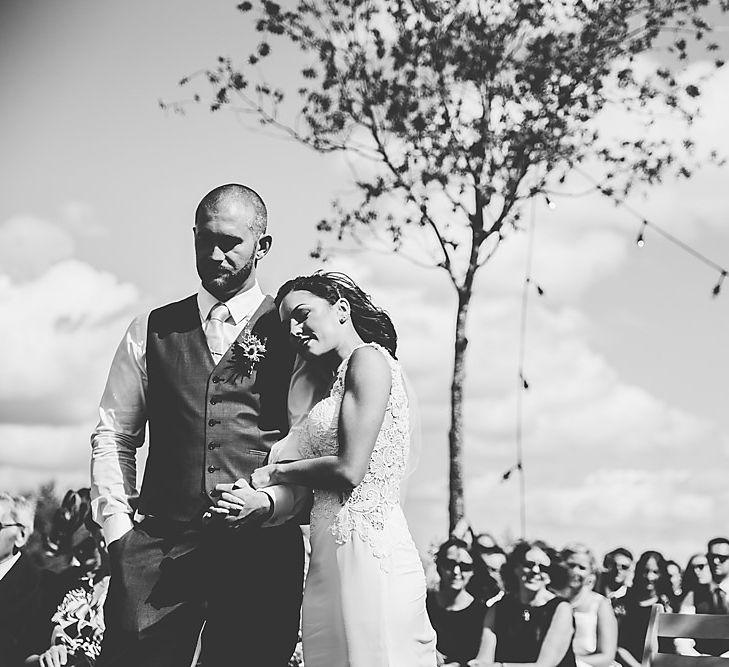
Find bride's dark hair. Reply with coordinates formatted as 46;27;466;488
275;271;398;358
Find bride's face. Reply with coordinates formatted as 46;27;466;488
279;290;347;358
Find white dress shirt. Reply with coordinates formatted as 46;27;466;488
90;282;321;544
0;552;21;582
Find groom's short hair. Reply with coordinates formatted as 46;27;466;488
195;184;267;237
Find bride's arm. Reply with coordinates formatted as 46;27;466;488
252;345;392;492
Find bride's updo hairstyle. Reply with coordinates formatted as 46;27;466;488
275;271;398;358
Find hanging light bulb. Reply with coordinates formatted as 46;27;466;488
545;195;556;209
713;270;727;298
519;372;529;390
636;220;647;248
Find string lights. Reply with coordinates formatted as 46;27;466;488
499;190;543;538
498;169;727;538
578;171;729;298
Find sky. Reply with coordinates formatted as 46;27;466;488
1;1;728;564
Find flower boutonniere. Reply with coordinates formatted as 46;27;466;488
227;330;267;381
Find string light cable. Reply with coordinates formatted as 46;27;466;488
500;189;541;539
574;169;728;297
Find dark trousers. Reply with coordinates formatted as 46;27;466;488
97;517;304;667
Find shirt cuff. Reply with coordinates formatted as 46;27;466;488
260;485;294;527
102;513;134;545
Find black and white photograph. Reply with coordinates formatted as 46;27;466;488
1;1;729;665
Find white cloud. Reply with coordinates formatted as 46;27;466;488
0;215;75;281
539;469;713;524
0;211;143;496
60;201;107;238
0;259;140;424
0;423;92;472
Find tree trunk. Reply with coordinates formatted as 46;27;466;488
448;288;471;532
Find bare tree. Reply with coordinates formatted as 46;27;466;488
165;0;727;531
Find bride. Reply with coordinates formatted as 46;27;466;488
251;272;435;666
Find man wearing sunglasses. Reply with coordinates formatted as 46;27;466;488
0;493;50;666
596;547;633;609
676;537;729;657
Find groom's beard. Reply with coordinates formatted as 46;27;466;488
201;257;255;300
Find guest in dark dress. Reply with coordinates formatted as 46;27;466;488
472;539;576;667
615;550;675;667
469;536;507;608
427;537;488;666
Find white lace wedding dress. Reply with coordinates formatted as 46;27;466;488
299;342;437;666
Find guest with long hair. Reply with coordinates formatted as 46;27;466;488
616;550;675;667
469;535;507;608
665;560;683;601
427;537;488;666
680;553;712;605
472;540;576;667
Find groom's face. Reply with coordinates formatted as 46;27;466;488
194;202;271;300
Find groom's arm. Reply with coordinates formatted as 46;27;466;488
90;314;148;544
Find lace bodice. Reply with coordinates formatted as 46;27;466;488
299;342;411;558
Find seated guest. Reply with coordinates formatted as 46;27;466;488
675;538;729;657
0;493;49;666
665;560;683;600
596;548;633;605
427;537;488;666
559;543;617;667
616;550;675;667
25;488;110;667
473;539;576;667
469;535;507;608
680;553;712;605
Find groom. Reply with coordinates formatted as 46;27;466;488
91;184;315;666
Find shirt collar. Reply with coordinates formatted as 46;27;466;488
0;551;21;582
720;577;729;594
197;282;265;326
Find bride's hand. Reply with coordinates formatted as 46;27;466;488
251;464;279;489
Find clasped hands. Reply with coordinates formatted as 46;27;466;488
204;464;280;527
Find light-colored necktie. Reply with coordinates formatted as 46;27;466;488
205;302;230;360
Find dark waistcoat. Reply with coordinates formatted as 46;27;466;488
139;294;294;522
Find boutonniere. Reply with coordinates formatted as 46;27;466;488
227;330;267;381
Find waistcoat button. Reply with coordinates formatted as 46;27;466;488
208;465;218;473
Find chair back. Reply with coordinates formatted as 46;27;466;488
642;605;729;667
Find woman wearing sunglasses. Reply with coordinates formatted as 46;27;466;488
679;553;712;609
427;537;488;666
471;540;576;667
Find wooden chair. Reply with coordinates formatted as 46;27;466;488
642;605;729;667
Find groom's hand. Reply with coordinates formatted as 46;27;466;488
210;479;273;527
